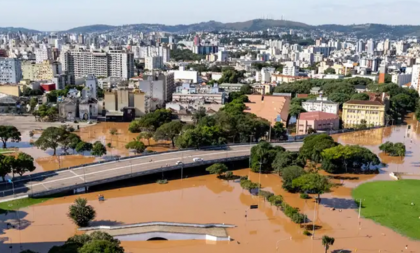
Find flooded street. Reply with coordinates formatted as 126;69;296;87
0;169;419;253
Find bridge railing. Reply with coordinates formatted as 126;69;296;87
0;156;249;199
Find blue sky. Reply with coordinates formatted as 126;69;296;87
1;0;419;31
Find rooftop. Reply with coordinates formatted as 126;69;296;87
345;100;384;106
299;111;339;121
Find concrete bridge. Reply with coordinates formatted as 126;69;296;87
0;142;303;202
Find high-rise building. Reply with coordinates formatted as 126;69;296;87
35;44;53;63
60;50;134;79
366;39;375;55
411;65;420;94
0;57;22;84
145;56;163;70
282;62;299;76
357;40;365;54
194;35;201;46
383;39;391;53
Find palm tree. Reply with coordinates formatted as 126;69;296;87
322;235;335;253
67;198;96;227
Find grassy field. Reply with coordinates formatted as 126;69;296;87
352;180;420;240
0;198;51;214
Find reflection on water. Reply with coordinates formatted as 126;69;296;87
1;169;419;253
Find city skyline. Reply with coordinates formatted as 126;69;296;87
1;0;420;31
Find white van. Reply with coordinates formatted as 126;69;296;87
193;158;204;162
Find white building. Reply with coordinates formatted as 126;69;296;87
302;97;339;115
217;51;228;62
82;74;98;99
411;65;420;94
0;58;22;84
145;56;163;70
170;66;198;83
139;78;165;106
35;45;52;63
60;49;134;79
282;62;298;77
256;67;275;83
366;39;375;55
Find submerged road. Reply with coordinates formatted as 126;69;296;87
0;142;303;201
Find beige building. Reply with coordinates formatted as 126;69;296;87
104;89;146;117
342;100;385;128
296;112;339;135
21;60;61;81
0;84;23;96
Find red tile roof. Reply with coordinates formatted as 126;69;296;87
299;111;339;121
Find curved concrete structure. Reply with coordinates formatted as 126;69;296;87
79;222;235;241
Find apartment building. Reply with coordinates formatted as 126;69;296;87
60;49;134;79
21;60;62;81
342;100;385;128
302;97;339;115
0;58;22;84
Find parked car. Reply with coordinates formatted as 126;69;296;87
193;158;204;162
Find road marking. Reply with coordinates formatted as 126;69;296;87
8;144;302;194
69;170;85;181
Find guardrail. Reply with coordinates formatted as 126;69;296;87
78;222;236;232
0;141;302;186
20;155;249;198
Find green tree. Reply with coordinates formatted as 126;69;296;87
67;198;96;227
75;142;93;155
281;166;306;192
29;98;38;111
379;141;406;157
289;104;306;117
299;134;337;163
125;137;146;154
0;125;21;148
206;163;228;176
322;144;380;173
154;121;183;147
250;141;284;173
33;104;58;121
0;154;13;181
272;122;287;140
13;153;35;177
129;109;172;133
192;107;207;124
34;127;66;155
272;151;302;174
351;93;370;101
60;133;81;154
240;84;253;94
78;240;124;253
322;235;335;253
91;141;107;157
138;131;154;146
329;93;351;104
291;97;307;106
324;68;336;74
292;173;331;201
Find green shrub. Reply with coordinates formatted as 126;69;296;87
156;179;168;184
259;190;274;200
303;230;311;236
268;195;283;207
300;193;310;199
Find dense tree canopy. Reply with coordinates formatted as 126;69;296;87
292;173;331;200
299;134;338;163
0;154;13;181
125;137;146;154
129;109;172;133
250;141;285;173
206;163;228;176
272;151;303;174
351;93;370;101
281;166;306;192
379;142;406;157
154;121;183;147
321;144;380;173
12;152;36;177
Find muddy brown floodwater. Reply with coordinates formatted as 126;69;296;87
1;116;420;252
1;168;419;253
